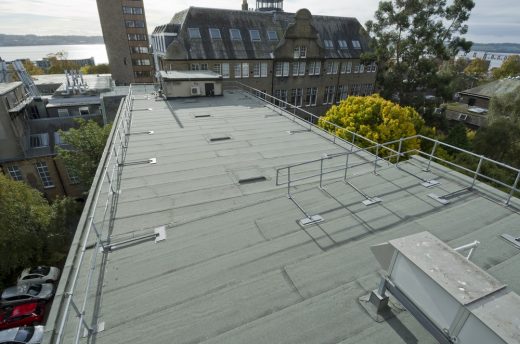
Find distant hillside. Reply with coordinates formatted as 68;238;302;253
0;34;104;47
471;43;520;53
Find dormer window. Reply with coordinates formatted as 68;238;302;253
249;30;261;41
338;40;348;49
209;28;221;39
267;31;278;41
352;40;361;49
324;40;334;49
188;28;201;39
230;29;242;40
293;46;307;59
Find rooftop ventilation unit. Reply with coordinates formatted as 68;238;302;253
191;86;200;96
362;231;520;344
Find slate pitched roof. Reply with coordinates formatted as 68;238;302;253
158;7;371;60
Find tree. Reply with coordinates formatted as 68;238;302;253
488;86;520;124
318;94;425;155
444;123;470;151
80;64;111;75
463;58;488;79
57;119;112;191
7;59;44;81
0;174;53;280
365;0;475;104
473;119;520;167
492;55;520;79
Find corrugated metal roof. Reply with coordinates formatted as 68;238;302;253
459;78;520;98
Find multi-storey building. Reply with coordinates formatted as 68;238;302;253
96;0;154;85
0;74;116;200
151;1;377;115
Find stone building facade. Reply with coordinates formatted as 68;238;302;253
152;5;376;116
96;0;154;85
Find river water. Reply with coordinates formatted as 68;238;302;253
0;44;108;64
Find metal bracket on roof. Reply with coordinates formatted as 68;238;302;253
286;129;311;135
119;158;156;166
82;321;105;338
126;130;154;136
132;107;153;111
428;193;450;205
345;180;383;206
102;226;167;252
500;234;520;249
362;197;383;206
298;215;324;226
421;180;440;188
154;226;167;243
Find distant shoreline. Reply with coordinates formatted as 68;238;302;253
0;34;104;47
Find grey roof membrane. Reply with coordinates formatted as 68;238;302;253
54;90;520;344
162;7;370;60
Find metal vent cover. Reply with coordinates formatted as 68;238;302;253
207;133;232;143
231;167;268;185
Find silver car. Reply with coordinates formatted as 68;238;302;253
0;284;54;306
17;266;60;285
0;326;44;344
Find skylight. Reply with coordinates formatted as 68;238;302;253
324;40;334;49
188;28;201;39
230;29;242;40
338;40;348;48
352;40;361;49
267;31;278;41
249;30;261;41
209;28;221;39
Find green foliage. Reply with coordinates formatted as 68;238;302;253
445;123;470;151
80;64;111;75
473;119;520;167
319;95;425;156
492;55;520;79
7;60;44;81
463;58;488;78
365;0;475;103
488;85;520;125
46;52;80;74
57;119;112;191
0;176;81;288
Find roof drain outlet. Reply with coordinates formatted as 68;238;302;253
194;114;211;118
209;136;231;142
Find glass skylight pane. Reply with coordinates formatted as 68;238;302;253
188;28;201;39
267;31;278;40
209;28;221;39
249;30;261;41
230;29;242;40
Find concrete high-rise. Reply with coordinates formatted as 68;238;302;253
96;0;154;85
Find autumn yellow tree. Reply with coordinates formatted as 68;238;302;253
492;55;520;79
319;95;425;156
463;58;488;79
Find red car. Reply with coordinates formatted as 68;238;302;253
0;303;45;330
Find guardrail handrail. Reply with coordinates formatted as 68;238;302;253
228;82;520;207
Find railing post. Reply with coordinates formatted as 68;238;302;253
374;144;380;174
506;170;520;206
471;156;484;189
287;167;292;199
319;157;324;188
425;141;438;172
396;138;403;165
344;152;350;181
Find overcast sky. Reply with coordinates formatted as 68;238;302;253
0;0;519;43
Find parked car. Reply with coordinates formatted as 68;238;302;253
0;284;54;306
17;267;60;285
0;303;45;330
0;326;44;344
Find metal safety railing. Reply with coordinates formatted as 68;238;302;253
47;84;156;344
227;82;520;221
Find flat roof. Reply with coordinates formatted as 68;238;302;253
0;81;22;95
160;70;222;80
46;90;520;344
46;96;100;108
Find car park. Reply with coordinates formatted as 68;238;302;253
0;284;54;306
0;303;45;330
0;326;44;344
17;267;60;285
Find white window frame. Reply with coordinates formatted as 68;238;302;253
213;63;222;75
201;63;208;71
253;63;261;78
260;62;268;77
57;108;69;117
79;107;89;115
191;63;200;71
292;61;306;76
326;61;339;75
274;89;288;108
275;62;289;77
323;86;336;104
267;31;278;41
222;63;230;78
306;87;318;106
354;64;360;73
7;165;23;181
241;63;249;78
234;63;242;78
35;161;54;188
291;88;303;107
54;132;64;146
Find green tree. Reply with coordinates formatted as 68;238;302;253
488;86;520;124
80;64;111;74
473;119;520;166
365;0;475;104
492;55;520;79
319;94;426;156
0;174;53;279
444;123;470;151
57;119;112;190
463;58;488;79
